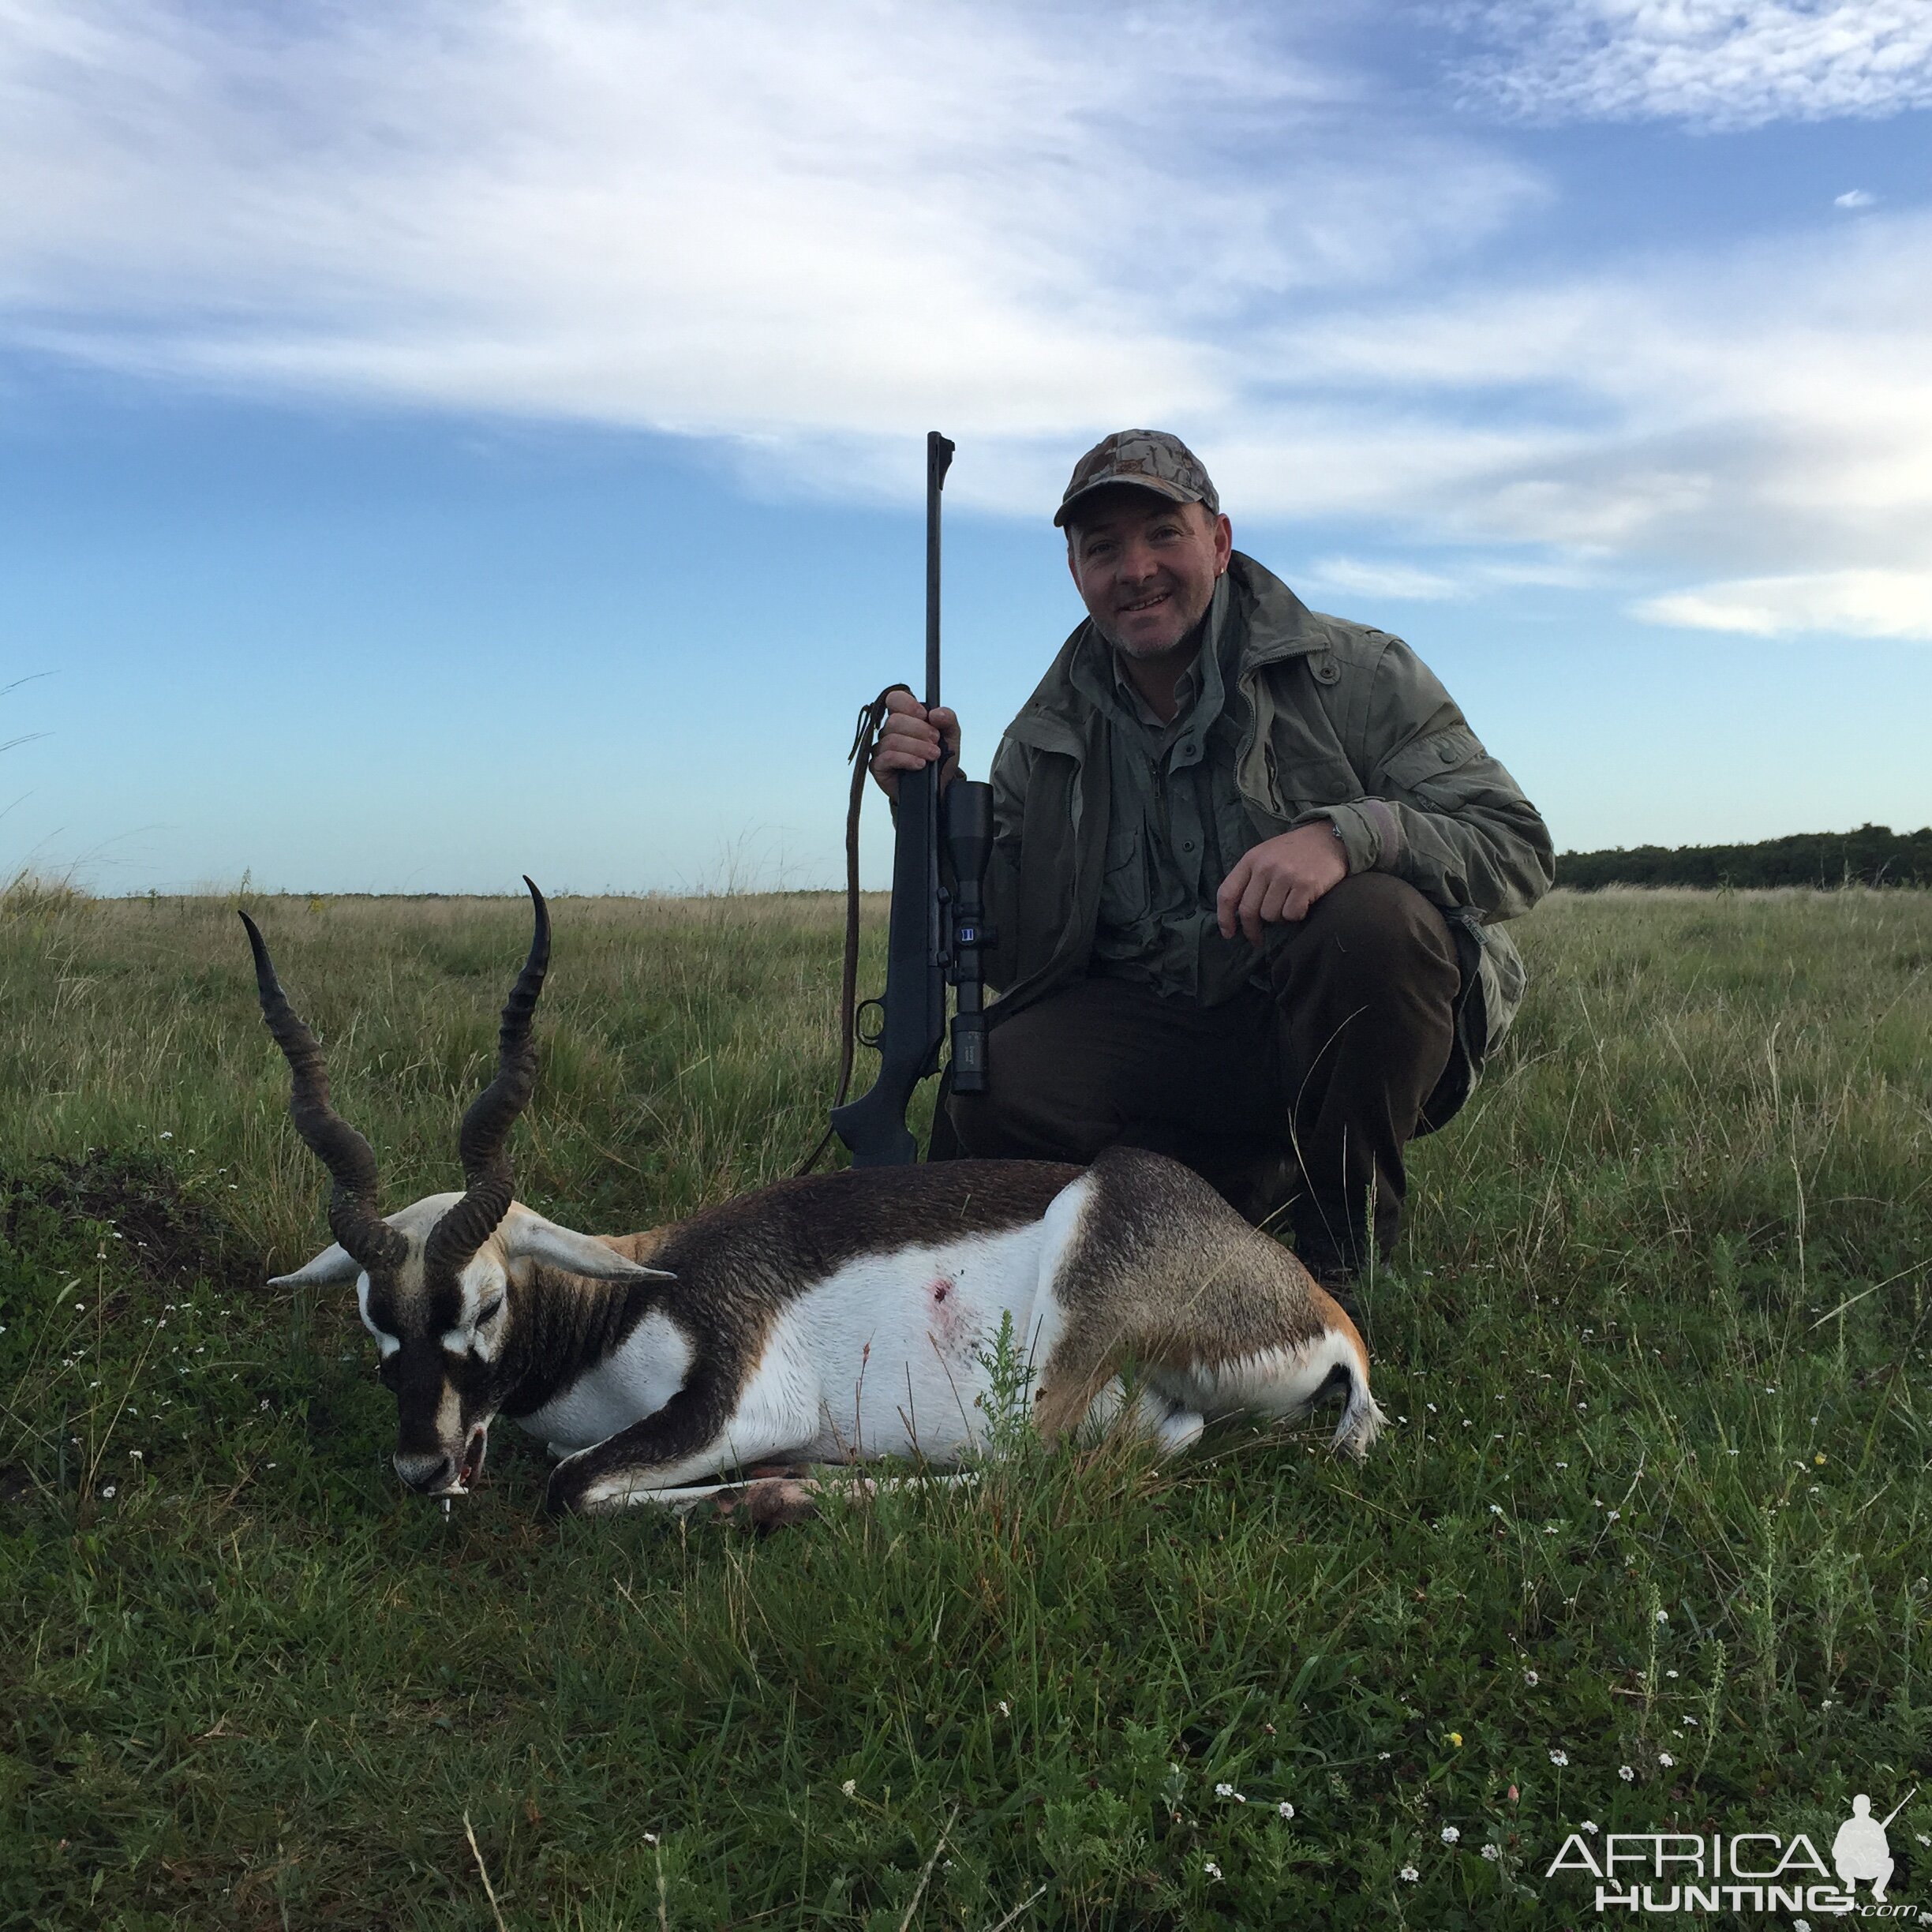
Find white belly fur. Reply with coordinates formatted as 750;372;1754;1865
777;1213;1071;1464
517;1306;695;1454
516;1185;1095;1467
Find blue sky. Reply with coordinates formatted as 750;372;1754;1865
2;0;1929;894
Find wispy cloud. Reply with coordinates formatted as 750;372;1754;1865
1452;1;1932;129
1302;556;1464;601
1835;188;1877;208
2;0;1928;640
0;1;1529;464
1635;570;1932;639
1249;208;1932;629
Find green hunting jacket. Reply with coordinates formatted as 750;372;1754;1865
977;552;1554;1101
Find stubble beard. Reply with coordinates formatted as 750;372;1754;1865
1095;587;1215;663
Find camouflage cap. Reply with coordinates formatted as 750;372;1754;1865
1053;429;1219;530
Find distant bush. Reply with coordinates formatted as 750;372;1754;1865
1557;823;1932;890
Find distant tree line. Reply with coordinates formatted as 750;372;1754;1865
1557;825;1932;890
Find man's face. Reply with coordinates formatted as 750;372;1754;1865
1065;486;1233;659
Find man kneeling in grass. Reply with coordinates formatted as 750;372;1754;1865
871;430;1553;1300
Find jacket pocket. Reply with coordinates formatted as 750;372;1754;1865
1380;724;1486;806
1098;830;1150;931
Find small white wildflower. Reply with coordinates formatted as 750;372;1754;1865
1915;1832;1930;1847
1654;1609;1668;1624
1215;1783;1234;1798
997;1700;1009;1716
1548;1750;1568;1766
1203;1860;1222;1881
1524;1670;1539;1686
1658;1753;1676;1768
1440;1825;1460;1844
1488;1504;1503;1516
1582;1821;1599;1835
841;1779;856;1797
1398;1865;1419;1882
643;1832;659;1847
1481;1844;1500;1862
1681;1716;1698;1726
1377;1752;1391;1761
1277;1801;1294;1820
101;1485;116;1499
1664;1670;1678;1679
1607;1509;1621;1522
160;1131;173;1140
1556;1461;1567;1469
1618;1765;1634;1782
1794;1920;1810;1932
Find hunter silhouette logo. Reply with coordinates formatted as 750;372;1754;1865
1833;1789;1914;1901
1544;1785;1918;1917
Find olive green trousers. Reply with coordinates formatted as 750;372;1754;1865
935;873;1464;1278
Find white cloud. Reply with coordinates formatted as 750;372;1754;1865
1454;1;1932;129
1634;570;1932;638
2;0;1929;641
1246;210;1932;596
1835;188;1877;208
0;0;1531;470
1302;556;1464;600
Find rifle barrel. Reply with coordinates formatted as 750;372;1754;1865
926;431;954;709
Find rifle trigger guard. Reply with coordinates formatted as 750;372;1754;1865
856;998;886;1049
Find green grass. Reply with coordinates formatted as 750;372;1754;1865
2;883;1928;1929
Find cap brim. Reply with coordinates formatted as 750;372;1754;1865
1053;475;1200;529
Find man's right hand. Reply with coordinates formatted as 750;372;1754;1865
868;689;961;802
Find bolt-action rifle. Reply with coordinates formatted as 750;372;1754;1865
826;431;996;1167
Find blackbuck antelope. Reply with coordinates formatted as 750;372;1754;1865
243;882;1384;1516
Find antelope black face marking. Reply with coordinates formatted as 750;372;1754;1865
357;1278;402;1361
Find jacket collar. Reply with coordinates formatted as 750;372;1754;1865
1226;552;1327;669
1005;551;1323;756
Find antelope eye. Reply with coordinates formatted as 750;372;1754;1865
477;1297;504;1325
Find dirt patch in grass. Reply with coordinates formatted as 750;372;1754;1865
0;1150;260;1291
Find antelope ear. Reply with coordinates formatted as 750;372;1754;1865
504;1215;675;1284
269;1243;364;1288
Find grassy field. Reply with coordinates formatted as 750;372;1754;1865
2;882;1929;1929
